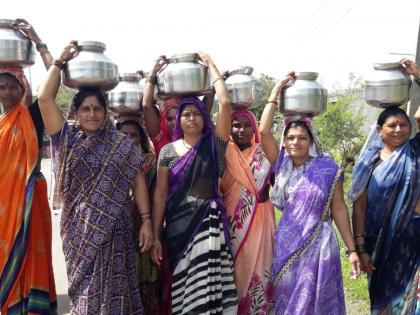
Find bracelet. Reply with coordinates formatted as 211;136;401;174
355;244;367;255
211;76;224;86
266;100;278;106
345;248;357;257
52;59;65;70
36;42;48;52
147;75;157;85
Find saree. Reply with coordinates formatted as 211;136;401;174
51;119;144;315
350;128;420;314
220;110;275;314
271;154;345;315
0;104;56;314
161;96;237;314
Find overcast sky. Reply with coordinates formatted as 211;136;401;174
6;0;420;92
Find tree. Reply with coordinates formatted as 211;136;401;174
250;73;277;120
315;88;366;170
55;86;75;113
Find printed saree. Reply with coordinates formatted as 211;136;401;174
0;104;56;314
51;119;144;315
164;133;238;314
271;155;345;315
221;140;275;314
350;131;420;314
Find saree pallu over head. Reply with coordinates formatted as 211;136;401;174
0;104;56;313
51;118;145;314
350;125;420;314
164;97;238;314
221;109;275;314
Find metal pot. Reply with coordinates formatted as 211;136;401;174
280;72;327;116
364;62;411;108
157;53;212;96
109;73;143;113
63;40;118;91
225;66;262;109
0;19;34;67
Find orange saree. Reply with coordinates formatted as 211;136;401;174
221;139;276;315
0;104;56;314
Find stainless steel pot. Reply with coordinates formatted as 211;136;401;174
109;73;143;113
280;72;327;116
157;53;212;96
364;62;411;108
225;66;262;109
0;19;34;67
63;41;118;91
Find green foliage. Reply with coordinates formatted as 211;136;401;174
250;73;276;120
55;86;75;113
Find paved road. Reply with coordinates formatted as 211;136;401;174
41;159;70;315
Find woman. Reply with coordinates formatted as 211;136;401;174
151;52;238;314
350;60;420;313
116;119;159;315
37;42;153;314
220;109;276;314
260;73;361;315
0;19;57;314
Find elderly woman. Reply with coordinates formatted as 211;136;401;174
260;73;361;315
150;52;238;314
350;59;420;314
220;109;276;314
0;19;56;314
37;42;153;314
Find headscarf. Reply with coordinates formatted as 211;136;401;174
231;109;260;143
270;115;324;209
160;98;179;144
0;66;25;93
172;96;213;141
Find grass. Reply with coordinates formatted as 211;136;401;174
273;171;370;314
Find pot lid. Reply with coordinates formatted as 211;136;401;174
228;66;254;76
295;72;318;80
0;19;16;27
373;62;401;70
119;73;141;82
78;40;106;52
170;53;198;63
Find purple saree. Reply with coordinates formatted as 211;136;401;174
271;155;345;315
51;120;144;315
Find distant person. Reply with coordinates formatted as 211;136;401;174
0;19;57;314
350;59;420;314
261;73;361;315
37;41;153;314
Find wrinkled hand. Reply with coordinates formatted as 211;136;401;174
400;58;420;77
59;41;78;62
197;51;214;67
150;239;163;266
348;252;361;280
359;253;375;274
139;220;153;253
14;18;41;43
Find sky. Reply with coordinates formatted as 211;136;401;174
5;0;420;92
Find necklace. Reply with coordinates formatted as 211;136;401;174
183;139;193;149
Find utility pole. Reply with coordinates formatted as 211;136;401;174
408;20;420;136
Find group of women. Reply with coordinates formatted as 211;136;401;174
1;19;419;315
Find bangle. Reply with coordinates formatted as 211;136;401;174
267;100;278;106
356;244;367;255
345;249;357;257
211;76;224;86
52;59;65;70
147;75;157;85
36;42;48;52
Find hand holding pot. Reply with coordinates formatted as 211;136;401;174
400;58;420;78
59;41;78;62
151;55;167;76
269;71;296;100
14;18;41;44
197;51;215;68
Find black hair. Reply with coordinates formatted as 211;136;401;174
377;106;411;127
71;88;108;111
0;73;24;92
283;120;314;141
116;120;150;153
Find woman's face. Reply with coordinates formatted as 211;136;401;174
0;76;23;110
166;108;177;133
180;104;204;135
284;126;312;159
75;95;106;135
231;115;254;147
378;114;411;149
120;124;141;146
